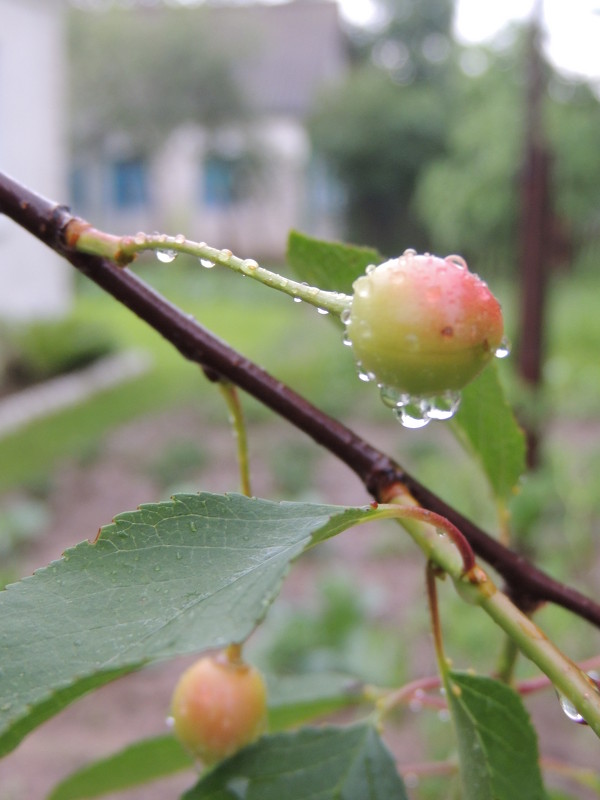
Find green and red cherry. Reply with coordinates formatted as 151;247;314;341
170;648;267;765
344;250;506;427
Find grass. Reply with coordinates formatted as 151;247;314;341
0;261;358;492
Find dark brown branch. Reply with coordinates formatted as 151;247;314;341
2;170;600;628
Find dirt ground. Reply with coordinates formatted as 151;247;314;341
0;407;598;799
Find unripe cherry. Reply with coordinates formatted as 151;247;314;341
346;251;504;398
170;651;267;764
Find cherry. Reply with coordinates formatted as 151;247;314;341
346;251;504;397
170;651;267;764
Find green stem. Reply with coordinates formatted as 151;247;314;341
495;634;520;684
70;225;352;316
368;497;600;737
217;381;252;497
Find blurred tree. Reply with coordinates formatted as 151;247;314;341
69;5;247;155
415;29;600;274
308;0;455;253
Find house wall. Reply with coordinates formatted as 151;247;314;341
0;0;70;320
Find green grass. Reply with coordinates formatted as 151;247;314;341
0;264;358;492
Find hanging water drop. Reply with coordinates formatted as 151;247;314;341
317;307;329;315
379;384;406;409
395;398;431;429
402;248;417;258
200;258;215;269
495;336;511;359
356;363;375;383
156;249;177;263
175;233;186;244
340;308;351;325
342;332;352;347
427;391;462;421
558;693;587;725
365;263;377;274
293;296;302;303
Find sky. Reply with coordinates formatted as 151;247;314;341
339;0;600;82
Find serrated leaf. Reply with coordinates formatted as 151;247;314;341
287;230;382;296
0;493;373;757
451;363;526;503
267;672;365;731
445;671;546;800
183;724;408;800
48;734;192;800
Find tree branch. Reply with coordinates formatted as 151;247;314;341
2;170;599;628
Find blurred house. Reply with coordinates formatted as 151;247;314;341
0;0;70;320
71;1;348;260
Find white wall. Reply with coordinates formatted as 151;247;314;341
0;0;70;320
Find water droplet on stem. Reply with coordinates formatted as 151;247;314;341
156;249;177;263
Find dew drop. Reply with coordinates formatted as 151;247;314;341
342;332;352;347
317;307;329;315
495;337;511;359
340;308;351;325
220;249;233;259
558;693;587;725
174;233;186;244
293;296;302;303
242;258;259;271
156;249;177;263
365;263;377;274
427;391;462;421
394;398;431;429
446;254;467;269
402;248;417;257
379;384;407;409
134;232;146;245
356;365;375;383
200;258;215;269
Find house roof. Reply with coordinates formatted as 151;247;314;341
200;2;348;116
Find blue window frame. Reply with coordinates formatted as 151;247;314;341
202;155;237;208
110;157;148;210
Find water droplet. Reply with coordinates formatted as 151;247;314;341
446;254;467;269
174;233;186;244
220;249;233;259
156;249;177;263
293;296;302;303
402;248;417;257
200;258;215;269
379;384;408;409
394;399;431;429
340;308;351;325
495;337;511;359
427;391;462;420
365;263;377;274
342;333;352;347
134;232;146;245
317;307;329;315
356;364;375;383
558;693;587;724
242;258;259;271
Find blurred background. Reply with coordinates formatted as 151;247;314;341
1;0;600;797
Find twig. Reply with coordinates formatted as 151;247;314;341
2;170;600;629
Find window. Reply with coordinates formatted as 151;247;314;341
110;157;148;210
202;155;237;209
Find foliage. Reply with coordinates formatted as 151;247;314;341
1;173;599;799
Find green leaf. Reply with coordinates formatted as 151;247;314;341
287;230;382;296
183;724;408;800
451;363;526;503
267;672;365;731
445;671;546;800
48;734;192;800
0;493;374;757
